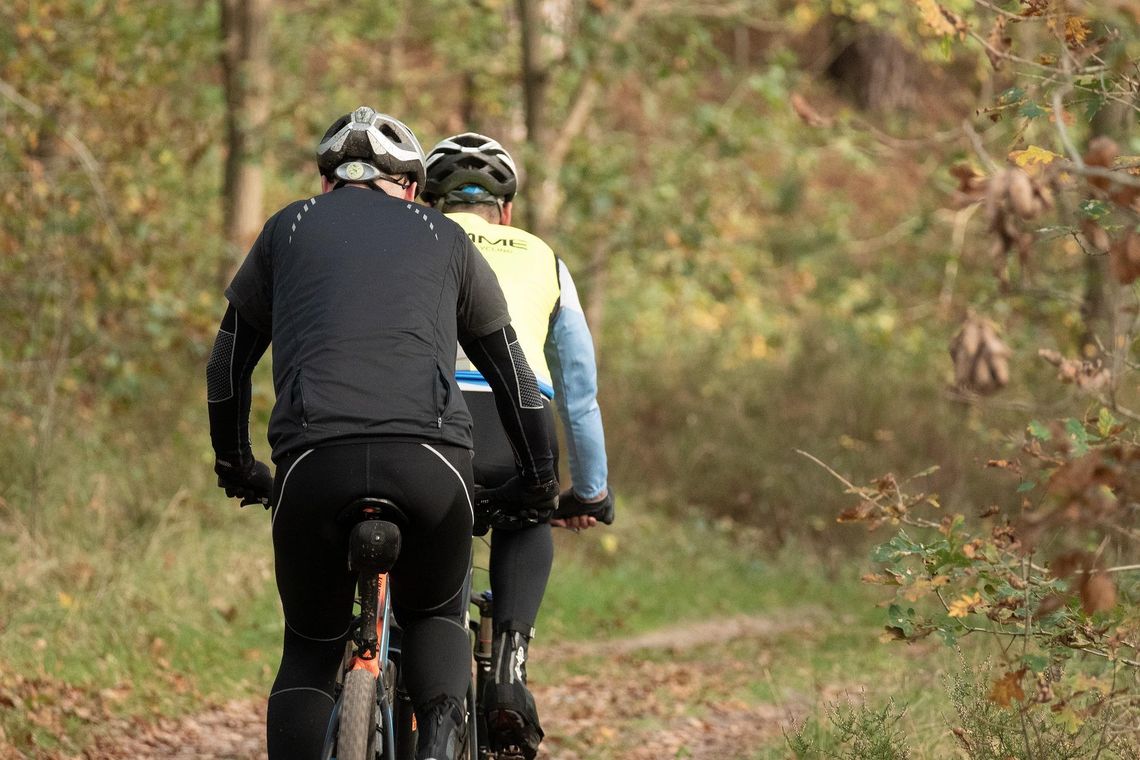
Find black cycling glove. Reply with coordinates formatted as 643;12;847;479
215;454;274;508
554;488;615;525
475;475;559;531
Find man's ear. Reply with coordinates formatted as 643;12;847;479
321;176;334;193
501;201;512;226
404;181;418;202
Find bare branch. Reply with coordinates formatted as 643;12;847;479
535;0;652;231
846;217;925;258
1095;564;1140;574
973;0;1038;21
1052;86;1085;170
795;449;861;493
968;29;1058;74
962;120;1001;172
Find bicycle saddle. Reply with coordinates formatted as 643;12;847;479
340;498;406;574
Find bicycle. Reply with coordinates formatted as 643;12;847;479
319;497;413;760
320;496;485;760
465;488;615;760
314;487;611;760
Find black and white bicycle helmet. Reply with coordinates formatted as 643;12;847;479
422;132;519;204
316;106;426;189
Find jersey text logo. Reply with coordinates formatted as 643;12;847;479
468;233;528;250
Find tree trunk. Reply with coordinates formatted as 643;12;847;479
220;0;270;277
461;71;478;131
516;0;547;234
825;20;917;112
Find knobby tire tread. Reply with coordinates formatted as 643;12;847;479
338;669;377;760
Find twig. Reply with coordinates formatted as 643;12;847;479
1098;564;1140;574
972;0;1042;21
1060;161;1140;191
1077;647;1140;669
795;449;861;492
1093;395;1140;424
1091;664;1117;760
968;30;1058;74
845;217;924;258
1054;80;1085;170
962;120;999;173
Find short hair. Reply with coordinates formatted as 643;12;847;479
440;201;501;224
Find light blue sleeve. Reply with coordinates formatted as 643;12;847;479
545;260;609;500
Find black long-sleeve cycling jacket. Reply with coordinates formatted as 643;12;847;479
222;186;542;469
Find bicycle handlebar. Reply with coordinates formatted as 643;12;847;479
552;488;614;525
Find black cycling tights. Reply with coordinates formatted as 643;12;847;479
266;441;474;759
466;391;559;636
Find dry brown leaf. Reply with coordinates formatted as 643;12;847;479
790;92;831;128
950;317;1012;395
985;16;1011;69
1080;218;1111;251
1109;231;1140;285
837;501;876;523
1085;136;1119;168
1086;136;1120;192
1080;572;1116;614
950;163;988;207
1008;169;1038;219
989;668;1026;707
1036;348;1111;391
1109;183;1140;211
1064;16;1091;48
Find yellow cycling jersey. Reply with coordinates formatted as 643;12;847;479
447;212;559;388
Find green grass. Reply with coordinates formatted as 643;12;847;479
0;409;284;751
0;411;1073;759
525;508;868;641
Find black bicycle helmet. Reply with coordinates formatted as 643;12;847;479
316;106;426;189
422;132;519;204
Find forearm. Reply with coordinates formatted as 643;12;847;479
206;304;270;469
546;309;608;500
462;325;555;484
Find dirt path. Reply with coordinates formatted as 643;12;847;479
78;613;815;760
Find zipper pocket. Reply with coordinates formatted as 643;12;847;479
293;370;310;430
435;364;452;427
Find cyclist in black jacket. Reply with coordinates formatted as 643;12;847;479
205;106;557;760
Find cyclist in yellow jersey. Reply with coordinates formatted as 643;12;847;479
421;133;613;760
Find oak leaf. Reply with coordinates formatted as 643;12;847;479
988;668;1026;707
948;592;983;618
1009;145;1062;177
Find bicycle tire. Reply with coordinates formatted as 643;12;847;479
338;669;378;760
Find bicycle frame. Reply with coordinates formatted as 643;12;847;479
326;523;492;760
366;570;400;757
322;509;405;760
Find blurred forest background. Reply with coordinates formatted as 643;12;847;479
1;0;1138;758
